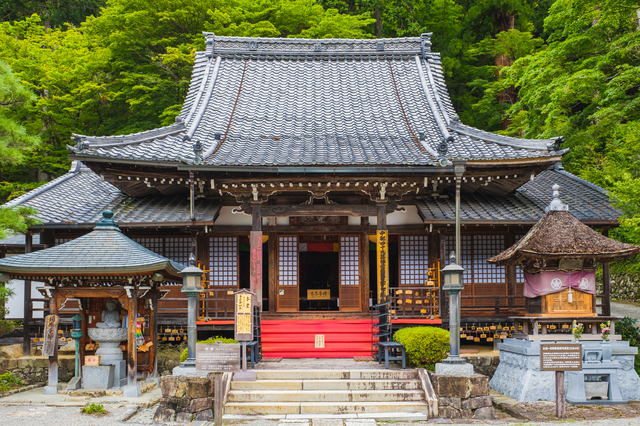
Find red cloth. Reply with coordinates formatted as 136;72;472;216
523;270;596;298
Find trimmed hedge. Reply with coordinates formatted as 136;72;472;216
393;326;449;369
180;336;238;362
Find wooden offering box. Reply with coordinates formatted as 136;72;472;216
526;288;595;317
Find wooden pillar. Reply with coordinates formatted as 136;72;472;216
48;287;58;390
268;225;277;314
376;205;389;304
127;288;138;388
23;232;33;356
438;230;447;320
602;227;612;316
250;205;263;309
506;233;516;306
150;288;159;379
361;217;370;312
80;299;88;373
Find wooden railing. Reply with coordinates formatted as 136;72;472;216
442;294;527;317
199;288;235;320
388;286;441;318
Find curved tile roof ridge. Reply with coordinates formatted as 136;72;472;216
449;121;561;152
551;163;608;196
72;122;186;147
3;161;88;208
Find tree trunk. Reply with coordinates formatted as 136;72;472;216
494;11;516;130
374;10;382;37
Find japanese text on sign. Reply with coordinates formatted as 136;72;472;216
236;293;252;314
308;289;330;300
196;343;241;373
540;343;582;371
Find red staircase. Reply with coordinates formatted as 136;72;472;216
261;319;373;358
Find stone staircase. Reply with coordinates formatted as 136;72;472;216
225;369;432;416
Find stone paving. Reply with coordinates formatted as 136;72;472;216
253;358;401;370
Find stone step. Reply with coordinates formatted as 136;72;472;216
231;379;422;391
227;389;425;403
253;369;417;381
224;401;430;415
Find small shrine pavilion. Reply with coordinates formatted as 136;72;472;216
0;211;184;395
488;186;640;403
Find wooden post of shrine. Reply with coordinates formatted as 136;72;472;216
250;205;263;309
268;218;277;314
150;287;159;382
361;217;370;312
124;286;140;397
23;232;32;356
43;287;60;394
602;227;612;316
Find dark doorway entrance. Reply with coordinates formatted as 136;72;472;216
299;251;339;311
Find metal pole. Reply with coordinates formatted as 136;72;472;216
186;292;197;366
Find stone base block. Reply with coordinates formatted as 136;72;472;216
123;384;141;397
43;385;62;395
436;362;474;377
102;359;126;380
233;371;256;381
172;366;209;377
430;372;489;399
82;365;114;390
66;377;82;390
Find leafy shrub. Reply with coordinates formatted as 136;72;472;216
0;372;24;392
393;326;450;369
616;317;640;374
180;336;238;362
0;320;14;338
82;403;106;415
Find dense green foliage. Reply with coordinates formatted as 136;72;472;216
0;372;23;392
0;0;639;271
180;336;239;362
0;286;16;337
393;326;450;368
615;317;640;374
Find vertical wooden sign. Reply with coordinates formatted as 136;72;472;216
377;230;389;304
234;291;253;341
42;314;59;357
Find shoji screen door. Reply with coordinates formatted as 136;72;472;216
339;236;361;311
277;236;299;312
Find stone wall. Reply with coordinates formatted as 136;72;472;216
429;372;496;420
0;356;75;384
463;355;500;378
154;375;221;422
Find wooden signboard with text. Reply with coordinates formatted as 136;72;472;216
540;343;582;418
540;343;582;371
42;315;59;357
234;290;253;341
308;289;330;300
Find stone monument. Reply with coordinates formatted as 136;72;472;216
85;301;128;389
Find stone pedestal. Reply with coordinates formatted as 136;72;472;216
436;362;474;376
82;365;114;390
123;384;141;397
490;338;640;402
172;365;209;377
43;385;62;395
102;359;127;387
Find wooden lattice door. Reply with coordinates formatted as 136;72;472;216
339;236;361;311
277;236;299;312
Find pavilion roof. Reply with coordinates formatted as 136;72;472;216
68;34;565;168
488;187;639;265
0;211;185;280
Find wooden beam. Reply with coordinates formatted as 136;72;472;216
250;206;263;308
48;288;59;391
262;204;378;217
150;288;159;379
377;204;388;304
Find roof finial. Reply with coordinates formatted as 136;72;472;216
95;210;120;230
545;184;569;212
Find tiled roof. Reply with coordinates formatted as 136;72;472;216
416;165;619;224
0;212;185;277
69;34;564;167
2;162;222;227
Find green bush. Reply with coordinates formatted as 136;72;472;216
82;403;106;415
0;320;15;338
393;326;450;369
180;336;238;362
616;317;640;375
0;372;23;392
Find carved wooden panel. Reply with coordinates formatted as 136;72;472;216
540;288;595;317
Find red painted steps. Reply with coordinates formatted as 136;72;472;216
261;319;373;358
